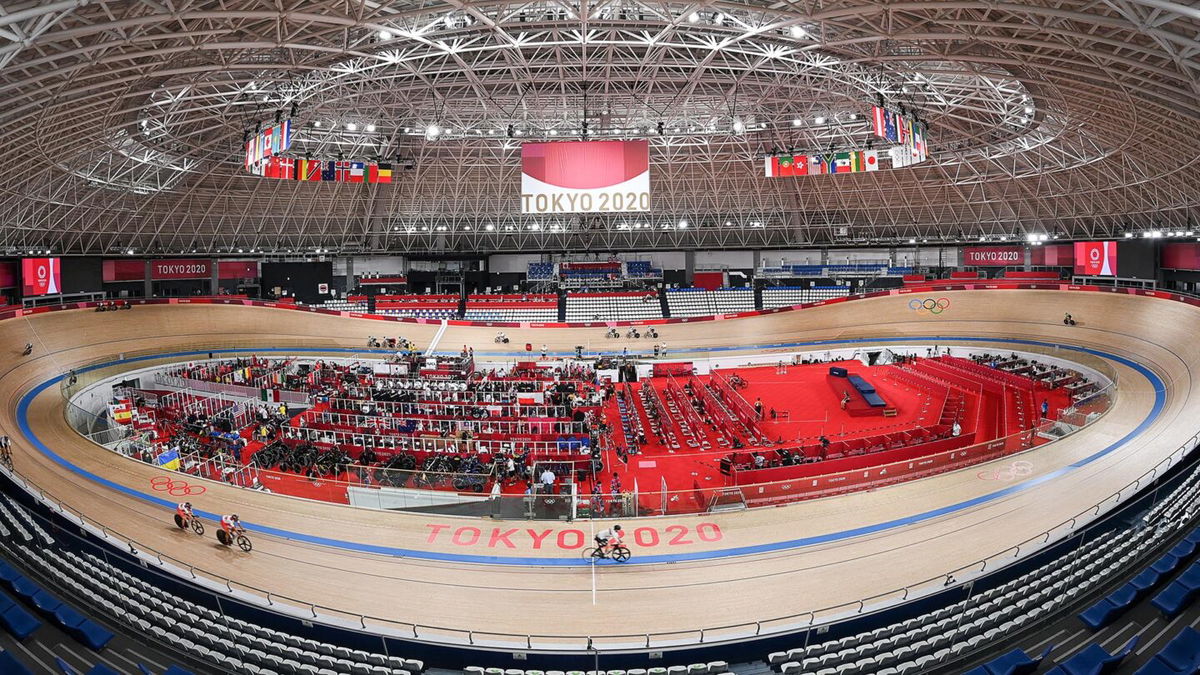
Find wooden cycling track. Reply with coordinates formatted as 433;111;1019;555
0;288;1196;652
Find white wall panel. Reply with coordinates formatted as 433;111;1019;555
695;250;755;269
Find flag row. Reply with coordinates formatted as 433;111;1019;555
872;105;928;164
764;150;880;177
250;156;395;184
244;120;293;170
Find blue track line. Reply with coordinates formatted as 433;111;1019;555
16;339;1165;566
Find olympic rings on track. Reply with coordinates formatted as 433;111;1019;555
150;475;206;496
908;297;951;315
977;460;1034;482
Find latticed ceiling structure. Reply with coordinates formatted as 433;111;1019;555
0;0;1198;254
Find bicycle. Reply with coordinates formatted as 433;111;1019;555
216;528;253;552
173;514;205;536
583;543;631;563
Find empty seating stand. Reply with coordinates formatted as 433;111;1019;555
565;292;662;321
465;661;731;675
1081;530;1200;628
761;286;850;309
374;294;458;319
464;294;558;322
0;560;111;649
0;493;425;675
665;288;753;317
311;295;367;312
527;262;555;280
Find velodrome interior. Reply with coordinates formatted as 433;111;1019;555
5;1;1200;674
0;288;1196;664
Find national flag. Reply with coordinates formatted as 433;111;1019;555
109;402;132;424
348;162;365;183
911;122;927;163
320;160;336;181
834;152;852;173
335;161;352;182
764;154;808;177
155;448;181;471
368;162;393;184
265;156;294;180
299;158;323;181
872;106;887;139
817;152;838;175
863;149;879;171
262;126;276;159
281;120;292;153
883;111;897;143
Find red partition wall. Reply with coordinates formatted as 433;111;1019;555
0;261;17;289
1003;270;1061;280
1032;243;1074;267
1163;243;1200;270
692;272;725;290
103;259;145;282
218;261;259;279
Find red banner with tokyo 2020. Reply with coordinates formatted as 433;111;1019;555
963;246;1024;267
151;259;211;280
520;140;650;214
21;258;60;296
1073;241;1118;276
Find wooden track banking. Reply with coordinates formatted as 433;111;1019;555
1;289;1196;649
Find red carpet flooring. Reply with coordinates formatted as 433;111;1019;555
149;358;1077;507
604;360;949;494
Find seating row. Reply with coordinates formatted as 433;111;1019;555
664;289;753;317
1080;529;1200;628
464;663;730;675
761;286;849;309
564;293;662;322
0;559;111;649
767;479;1185;675
0;494;423;675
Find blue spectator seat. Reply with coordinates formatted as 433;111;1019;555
1130;567;1164;591
1047;636;1138;675
0;592;41;640
964;645;1054;675
1080;583;1141;629
1133;626;1200;674
1152;562;1200;618
53;605;114;651
0;649;34;675
1152;552;1182;575
0;561;22;584
29;589;62;613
